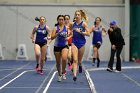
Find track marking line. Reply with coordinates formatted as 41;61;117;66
4;87;43;89
121;73;140;87
0;68;33;71
85;65;140;93
87;66;140;71
85;70;97;93
0;68;17;71
83;65;97;93
48;87;90;90
0;62;31;81
0;71;27;90
35;64;56;93
43;71;57;93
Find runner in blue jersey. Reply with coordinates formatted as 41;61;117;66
70;10;90;81
90;17;107;67
51;15;72;82
31;16;51;74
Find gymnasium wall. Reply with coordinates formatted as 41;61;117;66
0;0;124;4
0;4;126;61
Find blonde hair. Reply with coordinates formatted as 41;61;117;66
75;10;88;23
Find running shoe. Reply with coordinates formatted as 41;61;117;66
39;70;44;75
73;76;77;82
62;74;66;80
106;68;113;72
114;70;121;73
57;76;62;82
35;64;39;71
36;67;39;71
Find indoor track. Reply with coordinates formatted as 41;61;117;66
0;60;140;93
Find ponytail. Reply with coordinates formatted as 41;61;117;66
35;17;40;21
55;23;59;26
80;10;88;23
35;16;46;22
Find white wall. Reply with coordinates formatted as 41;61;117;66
0;0;124;4
0;4;126;61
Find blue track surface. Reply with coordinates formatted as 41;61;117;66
0;60;140;93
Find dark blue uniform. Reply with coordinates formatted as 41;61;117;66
35;25;48;47
72;21;86;49
92;25;103;45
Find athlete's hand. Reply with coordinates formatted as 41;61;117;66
109;28;113;32
112;45;116;50
56;30;61;35
75;28;81;33
32;39;35;43
65;37;70;41
44;36;51;40
47;36;51;40
47;43;50;47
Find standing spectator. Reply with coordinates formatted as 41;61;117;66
107;20;125;72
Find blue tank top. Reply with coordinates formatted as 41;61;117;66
54;25;68;47
72;21;86;45
35;25;48;43
92;25;103;44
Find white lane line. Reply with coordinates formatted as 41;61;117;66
48;87;90;90
43;71;57;93
0;62;31;81
87;66;140;71
4;87;42;89
85;70;97;93
35;64;56;93
0;68;34;72
0;71;27;90
83;65;97;93
0;68;17;71
121;73;140;87
86;65;140;93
